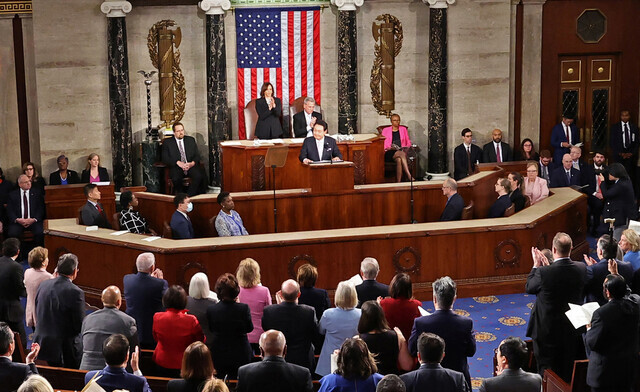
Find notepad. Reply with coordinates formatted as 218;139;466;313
142;236;161;242
110;230;129;236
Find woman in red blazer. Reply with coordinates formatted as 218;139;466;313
153;285;205;377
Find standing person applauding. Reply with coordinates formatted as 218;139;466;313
254;83;283;139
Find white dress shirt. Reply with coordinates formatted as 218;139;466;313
315;137;325;161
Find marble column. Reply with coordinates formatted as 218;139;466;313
520;0;545;144
102;1;133;189
200;0;231;189
424;0;454;174
332;0;363;134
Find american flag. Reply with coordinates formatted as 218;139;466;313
236;7;321;139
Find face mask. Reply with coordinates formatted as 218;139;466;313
186;202;193;213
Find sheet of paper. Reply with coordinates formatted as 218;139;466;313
110;230;129;236
85;226;98;231
221;141;242;146
347;274;363;286
418;306;430;316
290;138;305;143
565;302;599;329
271;138;284;144
142;236;161;242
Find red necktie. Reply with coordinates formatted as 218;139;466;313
23;191;28;219
565;125;570;144
496;144;502;163
96;204;103;214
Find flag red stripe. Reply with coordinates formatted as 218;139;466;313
250;68;257;100
287;13;295;105
300;11;307;98
313;10;321;105
237;68;246;140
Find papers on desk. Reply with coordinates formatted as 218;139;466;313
308;160;332;164
290;138;305;143
565;302;600;329
85;226;99;231
94;181;110;186
347;274;363;286
110;230;130;236
142;236;162;242
222;141;243;146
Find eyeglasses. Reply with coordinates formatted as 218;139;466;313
526;170;537;173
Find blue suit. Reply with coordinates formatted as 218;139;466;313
85;366;150;392
488;194;511;218
401;363;469;392
551;122;579;163
170;210;194;239
123;272;168;349
585;259;634;305
549;166;581;188
298;136;343;162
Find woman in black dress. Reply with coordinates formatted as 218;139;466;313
254;82;283;139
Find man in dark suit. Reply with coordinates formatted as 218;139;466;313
6;174;45;246
401;332;469;392
33;253;85;368
170;193;194;239
262;279;318;372
440;178;464;221
0;238;27;353
237;330;313;392
610;110;639;178
85;334;150;392
81;183;111;229
583;152;606;235
0;323;41;391
525;232;587;382
408;276;476;388
453;128;483;180
482;129;513;163
355;257;389;308
293;97;323;138
569;146;588;174
161;121;205;196
549;154;582;188
123;252;168;349
537;150;555;184
299;121;343;163
49;154;80;185
583;235;633;306
479;337;542;392
551;114;579;164
585;274;640;392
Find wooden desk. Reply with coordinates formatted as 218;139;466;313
303;161;354;192
220;134;384;192
44;183;116;220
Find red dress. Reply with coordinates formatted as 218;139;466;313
380;297;422;339
152;308;205;369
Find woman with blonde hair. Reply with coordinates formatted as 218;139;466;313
24;247;53;329
17;375;54;392
187;272;218;345
620;229;640;270
523;162;549;205
236;258;271;353
81;153;110;183
201;378;229;392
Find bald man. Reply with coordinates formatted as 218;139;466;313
237;330;313;392
482;129;513;163
549;154;581;188
80;285;138;370
262;279;319;372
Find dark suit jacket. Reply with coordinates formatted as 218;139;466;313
601;178;637;226
162;136;201;178
6;188;45;223
80;167;110;183
482;142;513;163
488;194;511;218
585;259;634;305
356;280;389;308
537;161;555;183
549;166;581;188
585;295;640;390
293;111;322;138
610;121;639;162
401;363;469;392
262;302;318;371
255;97;283;139
551;122;580;163
206;300;253;379
0;357;37;392
49;169;80;185
123;272;168;349
440;192;464;221
34;276;85;368
0;256;26;324
85;366;151;392
510;188;525;212
298;136;343;162
237;356;313;392
478;368;541;392
170;210;194;239
583;164;606;197
299;286;330;320
453;143;483;180
408;310;476;387
167;378;209;392
81;200;111;229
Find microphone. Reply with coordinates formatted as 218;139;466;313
325;142;331;164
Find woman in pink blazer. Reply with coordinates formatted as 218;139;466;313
381;114;414;182
524;162;549;205
236;258;271;354
24;247;53;329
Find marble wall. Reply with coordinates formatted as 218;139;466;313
0;17;22;181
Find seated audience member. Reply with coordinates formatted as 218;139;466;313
123;252;168;349
514;138;540;162
262;279;319;372
376;374;406;392
482;129;512;163
297;263;330;320
293;96;323;138
359;301;414;375
316;281;361;377
356;257;389;308
254;82;284;140
583;151;607;236
49;154;80;185
319;337;383;392
583;235;633;305
237;258;271;353
523;162;549;205
214;192;249;237
585;274;640;392
600;163;637;241
381;114;415;182
153;285;204;378
537;149;554;184
80;286;138;370
408;277;475;389
237;330;313;392
0;238;27;350
17;375;53;392
81;153;110;183
161;122;205;196
549;153;581;188
569;145;587;172
0;167;14;229
85;334;150;392
206;273;253;380
488;178;512;218
33;253;84;369
81;183;112;229
167;341;215;392
119;191;155;235
0;323;40;391
201;378;230;392
6;174;45;246
22;162;46;195
379;273;422;340
453;128;483;181
170;193;194;239
620;229;640;270
299;120;343;163
401;333;469;392
24;247;52;332
508;172;526;212
479;337;541;392
439;178;464;221
187;273;218;346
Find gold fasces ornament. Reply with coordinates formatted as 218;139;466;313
370;14;403;118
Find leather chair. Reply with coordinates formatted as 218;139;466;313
461;200;474;220
112;212;121;231
288;96;323;137
162;221;172;239
243;99;258;140
504;203;516;217
524;195;531;208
